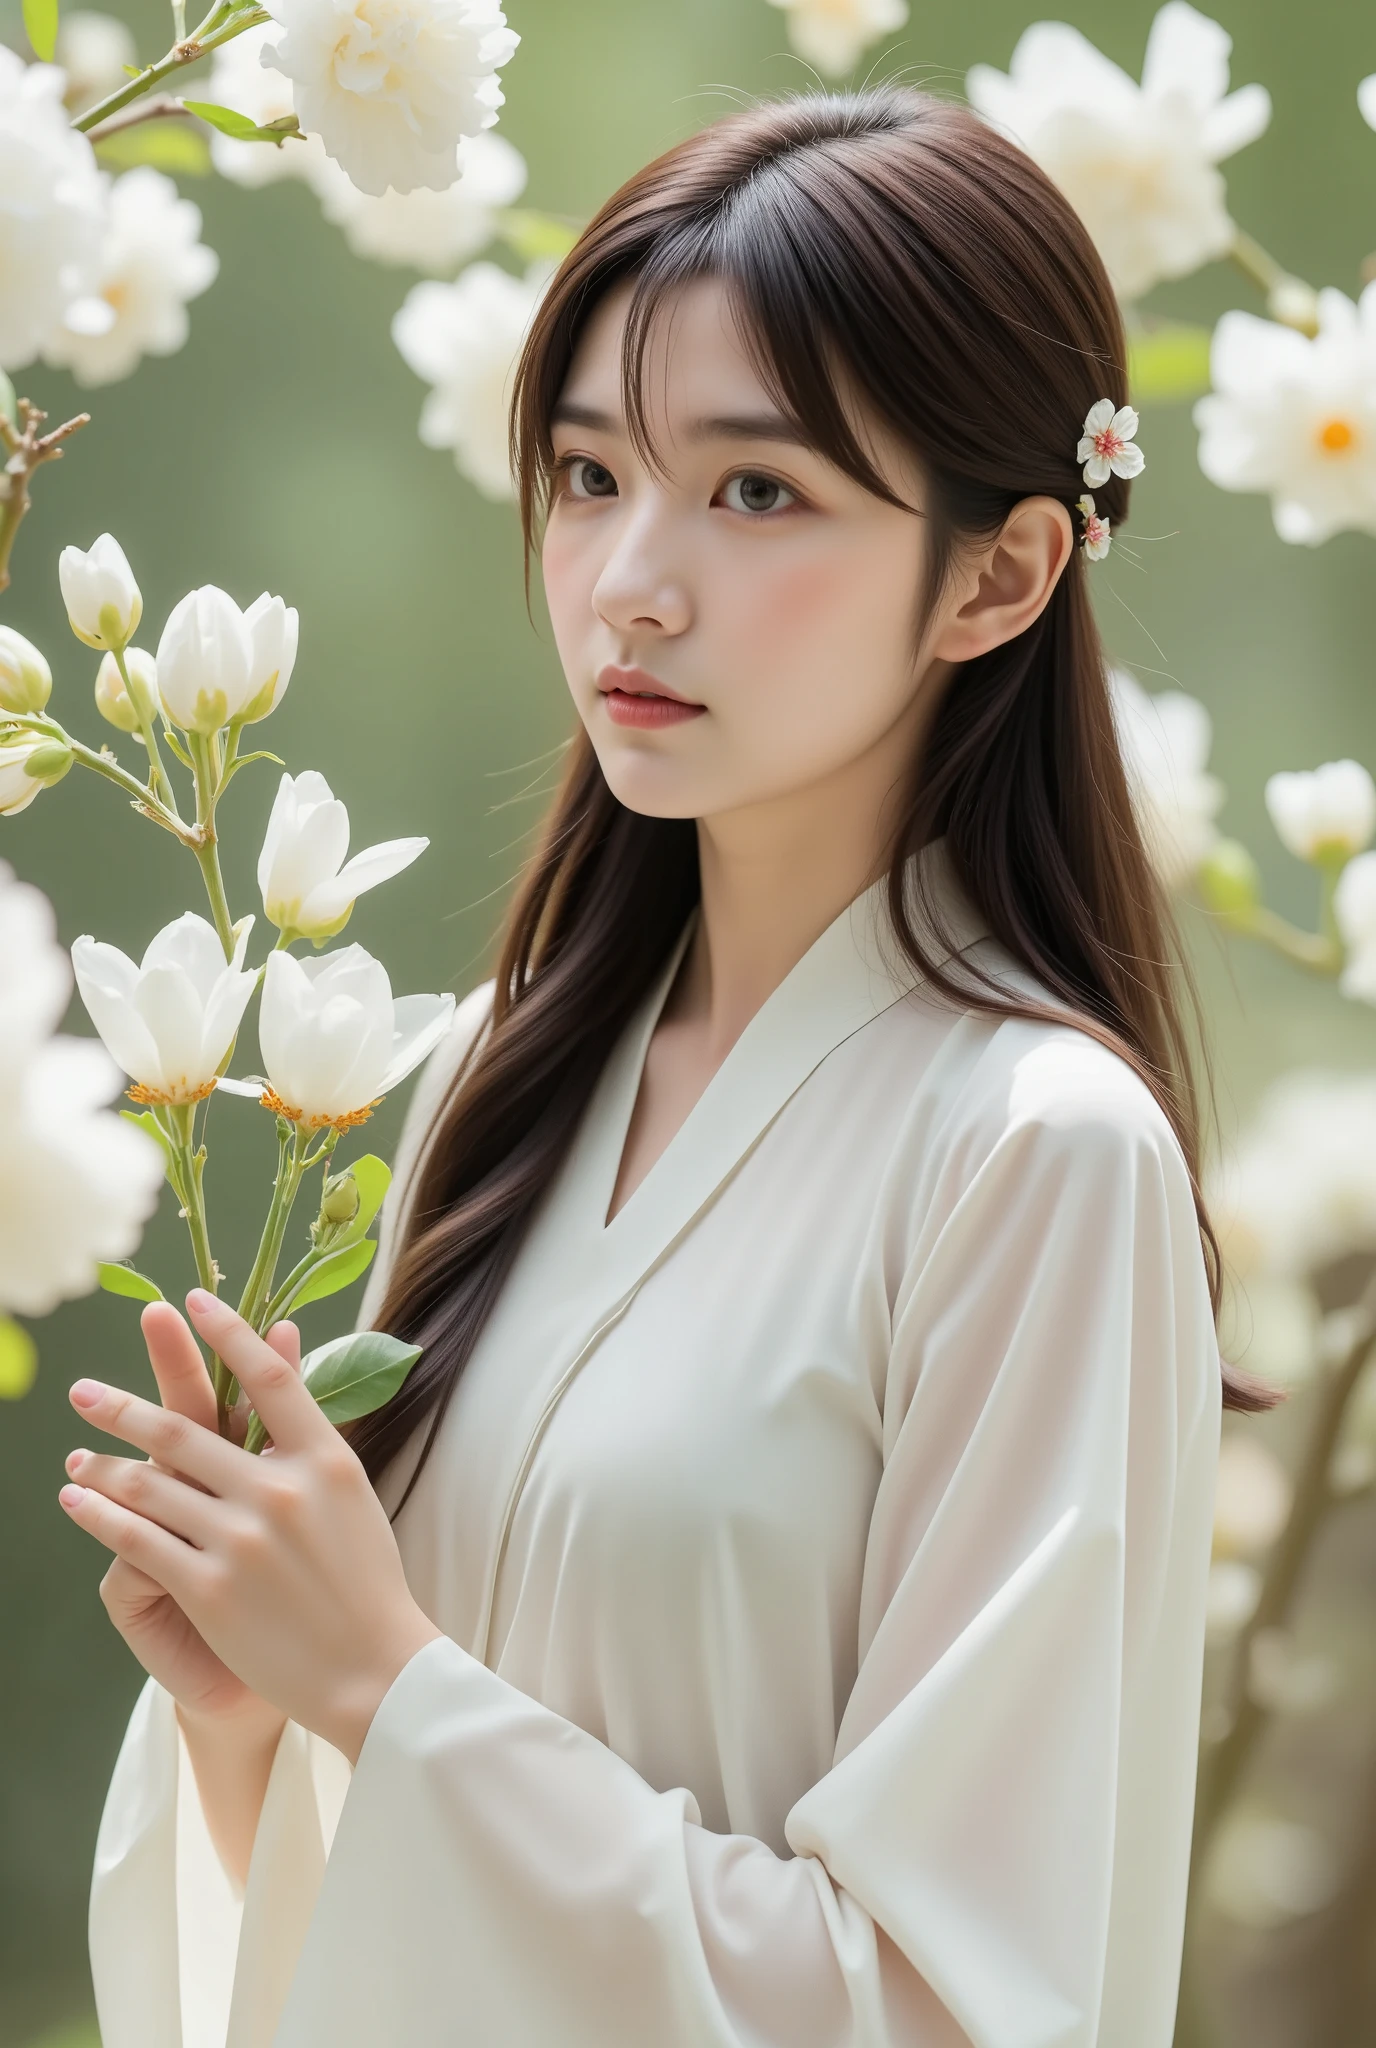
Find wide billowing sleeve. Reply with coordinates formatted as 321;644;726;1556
273;1032;1222;2048
87;983;496;2048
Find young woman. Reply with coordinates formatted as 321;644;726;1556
63;87;1257;2048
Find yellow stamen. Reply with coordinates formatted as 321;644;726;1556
1317;417;1357;454
127;1079;216;1106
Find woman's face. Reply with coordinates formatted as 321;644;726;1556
540;277;938;828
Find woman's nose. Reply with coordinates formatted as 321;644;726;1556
591;517;692;638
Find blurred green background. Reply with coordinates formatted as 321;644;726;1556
3;0;1376;2042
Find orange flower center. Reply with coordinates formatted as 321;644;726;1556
127;1079;216;1107
259;1085;377;1132
1317;417;1357;454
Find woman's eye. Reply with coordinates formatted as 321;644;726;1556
565;457;618;500
721;472;796;515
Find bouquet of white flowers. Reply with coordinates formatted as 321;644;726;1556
0;531;453;1444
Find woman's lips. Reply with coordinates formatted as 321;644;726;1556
596;666;706;730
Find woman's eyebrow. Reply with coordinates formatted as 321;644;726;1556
550;401;621;433
550;401;808;447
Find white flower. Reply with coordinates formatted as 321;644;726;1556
393;259;551;498
313;128;526;272
0;625;52;716
1335;852;1376;1006
204;23;329;188
1077;400;1145;487
763;0;909;78
42;168;219;389
1212;1071;1376;1276
94;646;157;734
1194;284;1376;546
0;863;163;1318
1110;670;1223;889
256;944;455;1125
1265;760;1376;865
1077;492;1112;560
58;531;143;651
0;48;107;371
72;912;258;1106
0;731;71;815
266;0;519;198
155;584;298;733
258;770;428;940
966;3;1271;301
55;10;138;117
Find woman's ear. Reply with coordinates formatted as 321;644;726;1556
929;496;1075;665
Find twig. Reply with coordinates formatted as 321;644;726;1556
85;94;198;145
0;402;91;596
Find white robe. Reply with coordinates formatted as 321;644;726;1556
88;850;1221;2048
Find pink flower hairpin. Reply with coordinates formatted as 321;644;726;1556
1077;494;1113;561
1074;400;1144;560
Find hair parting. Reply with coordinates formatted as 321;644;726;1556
352;85;1273;1513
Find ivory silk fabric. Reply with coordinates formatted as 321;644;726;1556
88;851;1221;2048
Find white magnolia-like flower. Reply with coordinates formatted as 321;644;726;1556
313;129;526;272
1194;285;1376;546
0;625;52;716
258;770;428;939
1077;493;1112;560
1335;852;1376;1006
72;912;258;1106
0;862;163;1318
156;585;298;733
0;49;106;371
966;3;1270;302
1078;400;1145;487
1265;760;1376;865
42;167;219;389
255;945;455;1125
58;532;143;651
763;0;909;77
393;259;551;498
94;646;158;735
1212;1071;1376;1276
266;0;519;198
55;11;138;117
1110;670;1223;889
204;23;329;188
0;731;71;816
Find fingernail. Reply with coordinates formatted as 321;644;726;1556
59;1485;85;1509
65;1450;86;1476
187;1289;217;1315
70;1380;102;1409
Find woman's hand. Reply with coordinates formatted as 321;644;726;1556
60;1290;440;1765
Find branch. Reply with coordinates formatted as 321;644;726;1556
71;2;271;135
85;94;199;145
0;401;91;596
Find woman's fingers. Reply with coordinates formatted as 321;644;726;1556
65;1447;227;1549
68;1375;242;1492
264;1319;302;1374
58;1479;209;1602
142;1300;219;1431
184;1293;322;1453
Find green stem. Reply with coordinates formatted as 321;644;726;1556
1229;228;1320;336
187;730;236;960
1244;904;1343;975
72;3;269;135
237;1124;311;1335
259;1134;343;1328
164;1106;232;1433
113;647;180;820
3;712;194;840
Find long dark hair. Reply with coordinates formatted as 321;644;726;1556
353;86;1273;1509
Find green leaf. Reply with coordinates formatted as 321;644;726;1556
497;208;580;264
97;1262;165;1304
1128;322;1214;406
184;100;301;146
120;1107;176;1173
302;1329;422;1426
0;1317;38;1400
97;123;213;177
330;1155;391;1248
285;1238;376;1311
23;0;58;62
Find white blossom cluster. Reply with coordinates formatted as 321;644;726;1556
0;862;163;1341
1110;669;1224;891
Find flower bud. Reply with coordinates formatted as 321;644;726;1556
25;741;74;786
156;585;254;735
0;625;52;715
1265;761;1376;865
0;733;68;815
58;534;143;652
95;647;158;734
320;1170;361;1228
1198;838;1262;923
